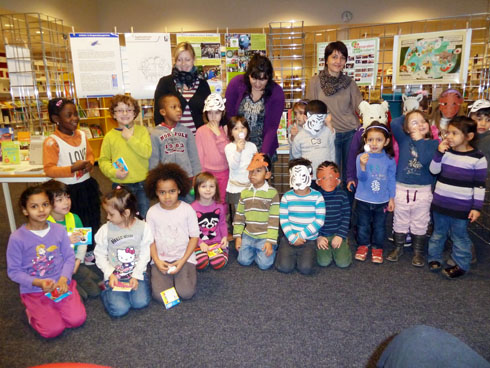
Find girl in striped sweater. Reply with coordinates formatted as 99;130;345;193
428;116;488;279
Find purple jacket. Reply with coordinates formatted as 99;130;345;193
225;74;285;157
346;127;364;184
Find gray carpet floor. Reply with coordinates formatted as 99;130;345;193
1;168;489;368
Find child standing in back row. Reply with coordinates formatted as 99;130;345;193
43;98;101;264
99;95;152;218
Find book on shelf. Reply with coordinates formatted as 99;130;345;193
87;100;101;117
1;140;20;164
79;123;93;139
89;125;103;138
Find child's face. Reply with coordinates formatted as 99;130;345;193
231;121;248;141
54;104;79;135
407;112;429;136
159;96;182;125
207;110;223;125
471;113;490;134
294;106;306;126
103;203;128;227
446;125;472;151
365;130;389;153
22;192;52;225
248;166;270;188
198;180;216;202
113;102;136;128
156;179;180;210
52;193;71;217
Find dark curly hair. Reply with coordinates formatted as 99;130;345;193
19;185;53;210
48;98;76;124
145;163;191;200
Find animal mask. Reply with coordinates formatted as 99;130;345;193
303;113;327;136
316;166;340;192
402;93;423;114
204;93;226;112
247;153;269;171
289;165;312;190
439;90;462;119
358;101;389;129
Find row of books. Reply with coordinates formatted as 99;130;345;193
79;123;103;139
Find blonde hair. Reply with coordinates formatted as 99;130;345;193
174;42;196;61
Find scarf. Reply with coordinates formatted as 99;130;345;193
172;66;200;90
319;69;352;96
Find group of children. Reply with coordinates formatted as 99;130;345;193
5;89;489;339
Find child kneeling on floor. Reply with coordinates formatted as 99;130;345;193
276;158;325;275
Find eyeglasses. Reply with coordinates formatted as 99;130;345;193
114;109;135;114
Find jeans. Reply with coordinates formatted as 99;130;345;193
428;211;472;271
112;181;149;219
275;237;317;275
101;273;151;318
356;200;388;249
377;325;490;368
237;233;276;270
335;129;355;184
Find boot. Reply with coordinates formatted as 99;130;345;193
411;234;426;267
386;232;406;262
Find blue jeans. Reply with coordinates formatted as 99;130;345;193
101;273;151;318
112;181;149;219
237;233;276;270
356;200;388;249
335;129;355;184
377;325;490;368
428;211;472;271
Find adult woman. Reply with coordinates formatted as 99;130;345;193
153;42;211;134
225;54;285;158
307;41;363;184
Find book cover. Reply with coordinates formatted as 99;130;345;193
45;289;72;302
79;124;93;139
160;287;181;309
112;157;128;171
207;246;223;258
87;100;101;117
90;125;103;138
1;140;20;164
113;280;132;292
72;227;92;246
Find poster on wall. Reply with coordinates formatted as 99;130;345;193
225;33;267;83
176;33;223;94
392;29;472;85
317;38;379;86
69;33;124;97
124;33;172;99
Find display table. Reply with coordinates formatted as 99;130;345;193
0;162;49;232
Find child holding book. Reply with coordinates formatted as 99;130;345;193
99;95;152;218
233;153;280;270
149;93;201;201
43;180;102;300
291;100;335;178
191;172;229;270
7;185;86;338
276;158;325;275
43;98;101;264
146;163;200;301
94;187;152;317
316;161;352;268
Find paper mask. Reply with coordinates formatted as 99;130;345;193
247;153;269;171
316;166;340;192
204;93;226;112
289;165;312;190
304;113;326;136
439;90;462;119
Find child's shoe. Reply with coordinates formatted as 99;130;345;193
355;245;369;261
371;248;383;264
442;265;466;279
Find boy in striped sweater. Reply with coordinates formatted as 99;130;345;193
315;161;352;268
233;153;280;270
276;158;325;275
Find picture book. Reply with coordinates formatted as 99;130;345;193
45;289;72;302
113;280;132;292
89;125;103;138
160;287;181;309
1;140;20;164
72;227;92;246
207;247;223;258
79;123;93;139
112;157;128;171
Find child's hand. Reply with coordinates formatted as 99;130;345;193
34;278;55;293
293;237;305;246
325;114;334;133
170;259;185;274
236;139;245;152
331;236;343;249
347;180;356;192
129;277;139;290
208;122;221;136
108;274;118;289
438;140;450;153
154;259;169;274
69;231;83;244
468;210;480;223
115;167;129;179
55;276;68;294
360;153;369;171
71;160;88;173
235;237;242;251
262;242;273;257
121;126;134;140
84;161;93;173
199;242;209;252
219;237;229;249
290;123;299;140
317;236;329;250
387;198;395;212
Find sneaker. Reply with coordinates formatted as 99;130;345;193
371;248;384;264
84;251;95;265
355;246;369;261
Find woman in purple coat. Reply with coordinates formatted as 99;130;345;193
225;54;285;158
